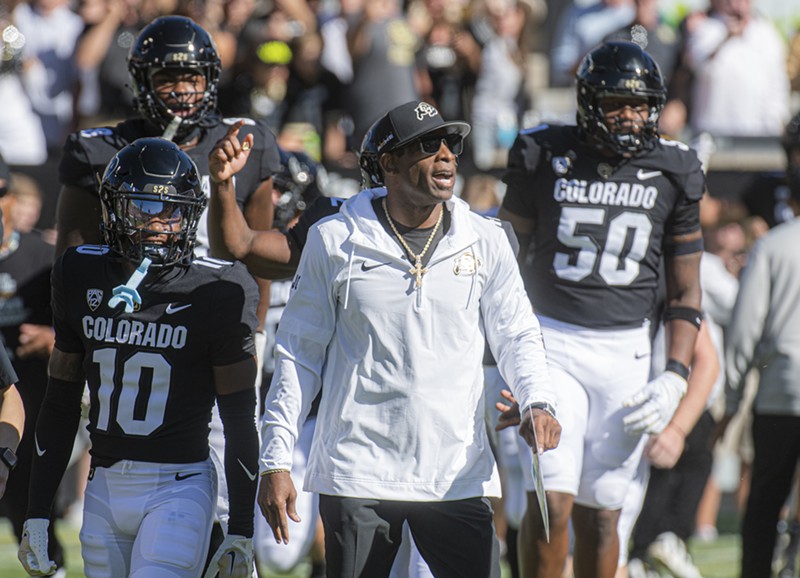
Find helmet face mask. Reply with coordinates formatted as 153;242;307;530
273;149;327;229
576;41;666;156
128;16;221;137
100;138;207;268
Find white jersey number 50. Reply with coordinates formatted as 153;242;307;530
554;207;653;286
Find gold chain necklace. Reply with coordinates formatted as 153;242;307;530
382;197;444;289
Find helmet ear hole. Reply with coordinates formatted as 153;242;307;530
576;41;666;155
128;16;221;137
100;137;206;268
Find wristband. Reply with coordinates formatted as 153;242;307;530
665;359;690;380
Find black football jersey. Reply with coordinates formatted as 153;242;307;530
286;196;346;251
58;117;281;252
51;246;259;464
502;125;704;328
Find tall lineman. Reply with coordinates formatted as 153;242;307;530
499;41;705;578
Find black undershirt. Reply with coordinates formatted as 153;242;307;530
372;197;451;267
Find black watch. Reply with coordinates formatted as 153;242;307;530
0;447;17;471
527;402;557;420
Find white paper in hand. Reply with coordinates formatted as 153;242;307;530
529;406;550;543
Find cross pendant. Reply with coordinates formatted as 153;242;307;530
409;258;427;289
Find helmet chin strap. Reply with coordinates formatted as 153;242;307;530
161;114;183;142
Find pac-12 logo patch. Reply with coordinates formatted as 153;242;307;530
551;156;572;176
87;289;103;311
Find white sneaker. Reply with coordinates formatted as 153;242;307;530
648;532;703;578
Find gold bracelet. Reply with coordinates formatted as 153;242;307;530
260;468;290;477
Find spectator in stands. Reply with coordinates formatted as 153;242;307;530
470;0;532;171
14;0;84;149
678;0;790;138
604;0;680;88
0;7;47;167
549;0;635;87
345;0;420;146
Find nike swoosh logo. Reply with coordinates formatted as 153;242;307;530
165;303;192;314
237;459;257;481
175;472;202;481
361;261;391;272
634;351;650;359
35;434;46;457
636;169;663;180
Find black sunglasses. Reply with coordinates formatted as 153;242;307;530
416;133;464;156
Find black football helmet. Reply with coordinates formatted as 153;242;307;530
273;148;328;229
576;41;666;155
128;16;221;138
100;138;206;267
359;118;384;188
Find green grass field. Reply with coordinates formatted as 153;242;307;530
0;518;741;578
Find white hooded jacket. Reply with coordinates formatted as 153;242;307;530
260;188;555;500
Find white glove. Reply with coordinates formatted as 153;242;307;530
203;534;254;578
623;371;687;435
18;519;57;576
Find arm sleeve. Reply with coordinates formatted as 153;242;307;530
480;226;556;413
217;387;259;537
260;226;336;471
26;375;85;519
724;240;769;414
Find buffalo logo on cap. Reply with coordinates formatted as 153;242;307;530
415;102;439;121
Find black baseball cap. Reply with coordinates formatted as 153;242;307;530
373;101;471;156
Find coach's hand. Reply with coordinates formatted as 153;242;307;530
520;407;561;453
623;370;687;435
18;518;56;576
258;470;301;544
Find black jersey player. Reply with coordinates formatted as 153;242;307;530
55;16;280;258
497;42;705;578
18;139;260;578
54;16;279;561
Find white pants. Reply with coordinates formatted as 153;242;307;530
80;459;216;578
521;317;651;510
